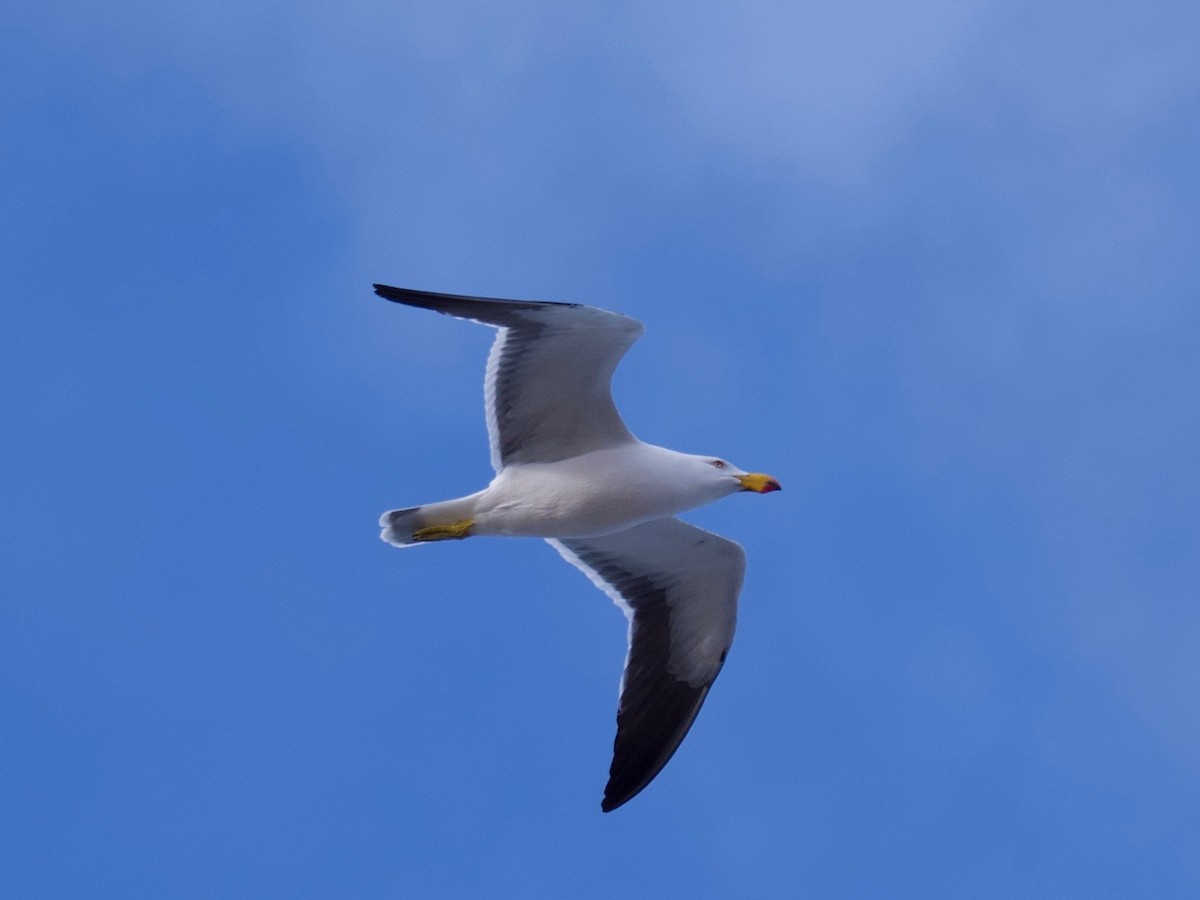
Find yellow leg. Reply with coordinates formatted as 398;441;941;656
412;518;475;542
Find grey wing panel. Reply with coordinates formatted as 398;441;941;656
484;314;642;467
550;518;745;812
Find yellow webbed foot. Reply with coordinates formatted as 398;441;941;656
412;518;475;542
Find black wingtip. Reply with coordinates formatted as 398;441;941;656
372;283;584;313
373;283;406;301
601;790;631;813
599;774;653;813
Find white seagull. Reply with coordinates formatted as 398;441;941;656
375;284;780;811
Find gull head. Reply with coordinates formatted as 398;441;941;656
686;454;782;499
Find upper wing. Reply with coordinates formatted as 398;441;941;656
549;518;745;812
375;284;644;471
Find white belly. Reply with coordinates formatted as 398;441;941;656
471;445;714;538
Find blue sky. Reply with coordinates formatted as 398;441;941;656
3;0;1199;895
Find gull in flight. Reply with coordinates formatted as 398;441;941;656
375;284;780;811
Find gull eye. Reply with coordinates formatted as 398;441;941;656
710;459;727;469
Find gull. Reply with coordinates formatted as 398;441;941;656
374;284;780;811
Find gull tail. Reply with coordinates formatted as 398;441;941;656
379;506;429;547
379;493;482;547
